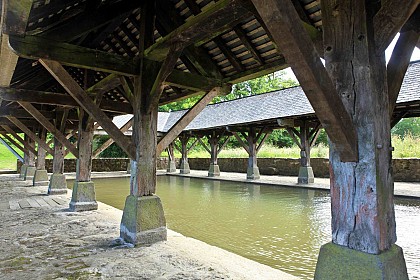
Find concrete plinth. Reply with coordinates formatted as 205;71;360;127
179;161;190;174
298;166;314;184
20;164;28;179
120;195;167;245
24;166;36;181
208;164;220;177
69;181;98;211
247;166;260;180
167;161;176;173
48;173;68;195
33;170;49;186
314;242;408;280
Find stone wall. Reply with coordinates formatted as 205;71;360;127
16;158;420;182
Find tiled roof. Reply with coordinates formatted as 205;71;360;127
105;61;419;133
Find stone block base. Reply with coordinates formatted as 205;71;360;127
179;161;190;174
247;166;260;180
48;173;68;195
315;242;408;280
167;161;176;173
33;170;49;186
208;164;220;177
298;166;314;184
69;181;98;211
24;166;36;181
20;164;28;179
120;195;167;245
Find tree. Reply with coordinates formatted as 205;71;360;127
392;118;420;138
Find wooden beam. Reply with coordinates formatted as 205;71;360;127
40;59;136;159
231;132;250;155
1;125;37;155
18;101;79;158
251;0;358;162
166;70;222;92
9;35;139;76
388;30;419;117
145;0;252;61
0;132;27;155
6;116;53;154
156;87;226;155
92;117;133;158
373;1;419;53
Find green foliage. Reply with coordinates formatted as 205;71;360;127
392;118;420;138
93;135;127;158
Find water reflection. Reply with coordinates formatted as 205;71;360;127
71;176;420;280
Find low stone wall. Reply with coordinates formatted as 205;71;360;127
16;158;420;182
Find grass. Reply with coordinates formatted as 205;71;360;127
1;135;419;170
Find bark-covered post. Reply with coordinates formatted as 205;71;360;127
246;128;260;180
33;128;49;187
166;143;176;173
179;134;191;174
69;111;98;211
24;134;36;181
315;1;408;278
48;110;68;195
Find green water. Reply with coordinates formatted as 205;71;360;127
68;176;420;279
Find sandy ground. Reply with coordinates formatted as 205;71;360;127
0;174;299;280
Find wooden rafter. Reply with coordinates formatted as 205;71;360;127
40;59;136;159
251;0;358;162
373;1;419;53
1;125;37;155
0;132;27;155
18;102;79;157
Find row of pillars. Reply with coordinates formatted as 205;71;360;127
165;121;320;184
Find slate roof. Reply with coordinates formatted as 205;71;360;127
104;60;420;134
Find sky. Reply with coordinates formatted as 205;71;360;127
283;33;420;81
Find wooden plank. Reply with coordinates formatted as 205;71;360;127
9;35;138;76
6;116;54;155
145;0;253;61
166;70;222;92
2;0;33;35
92;117;133;158
373;0;419;53
51;197;68;205
387;30;419;117
40;59;136;159
9;200;20;210
33;197;50;208
26;198;41;208
251;0;358;162
156;87;225;155
43;197;60;207
18;199;31;209
0;133;27;155
18;102;79;157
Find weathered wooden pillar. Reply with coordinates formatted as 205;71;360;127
33;128;49;187
208;133;220;177
69;111;98;211
246;128;259;179
179;134;191;174
315;1;408;278
287;121;321;184
166;143;176;173
48;111;68;195
24;135;36;181
20;142;29;179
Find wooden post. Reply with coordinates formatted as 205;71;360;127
24;134;37;181
33;128;49;187
69;110;98;211
179;134;191;174
166;143;176;173
48;110;69;195
315;1;408;279
246;128;260;180
208;133;220;177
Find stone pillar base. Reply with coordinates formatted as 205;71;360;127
315;242;408;280
298;166;314;184
247;166;260;180
24;166;36;181
20;164;28;179
208;164;220;177
48;173;68;195
120;195;167;245
33;170;49;186
179;161;190;174
69;181;98;211
167;161;176;173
